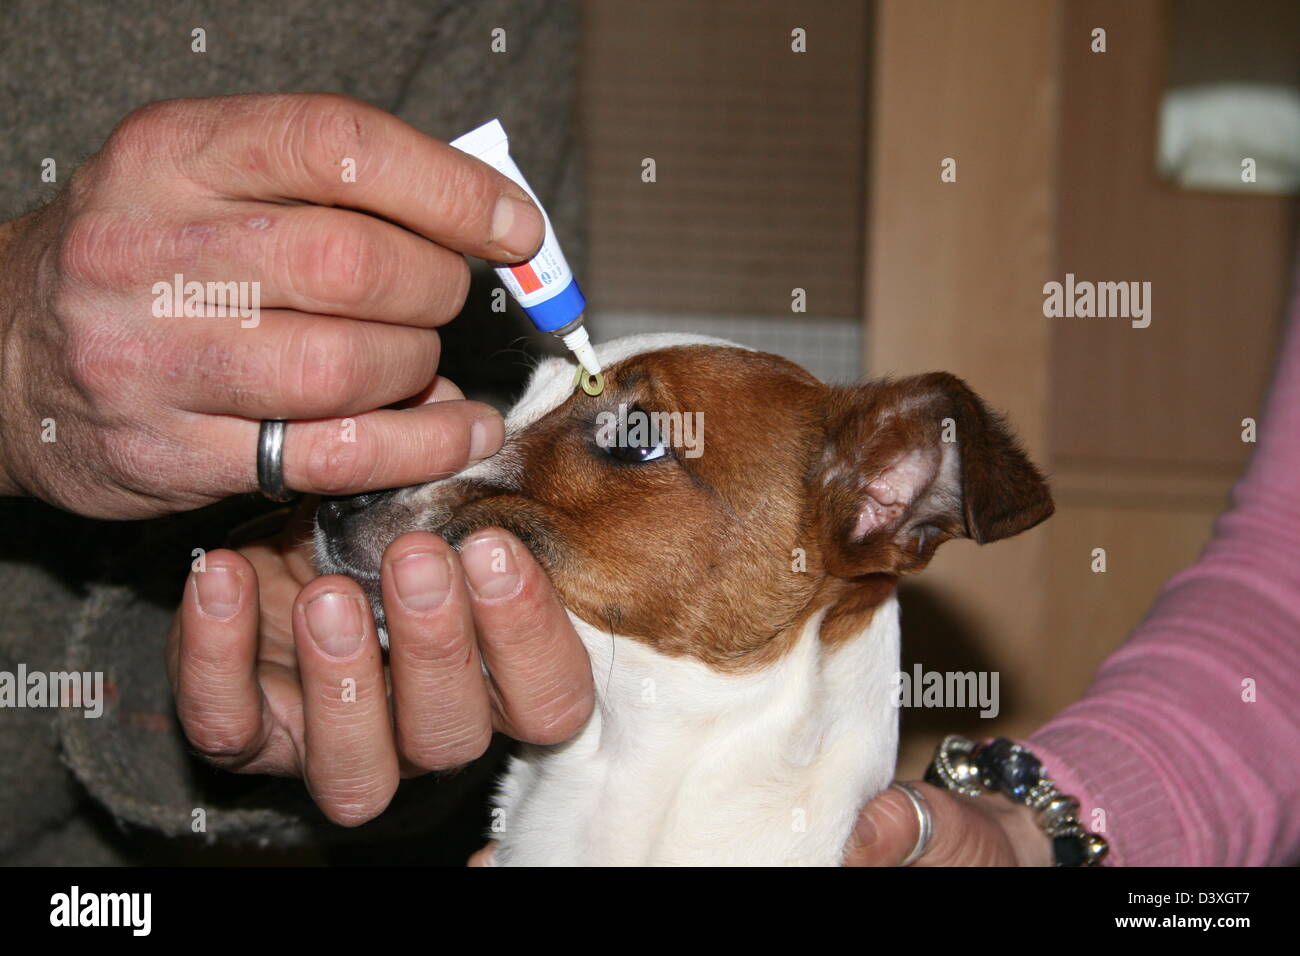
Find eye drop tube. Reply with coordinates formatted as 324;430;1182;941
450;119;600;374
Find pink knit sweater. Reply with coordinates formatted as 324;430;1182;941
1026;271;1300;866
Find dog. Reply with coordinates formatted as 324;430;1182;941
313;333;1053;865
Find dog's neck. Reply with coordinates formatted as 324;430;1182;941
492;598;900;866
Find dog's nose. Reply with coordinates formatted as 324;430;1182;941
316;490;394;535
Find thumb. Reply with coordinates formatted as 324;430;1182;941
843;781;1020;866
843;783;931;866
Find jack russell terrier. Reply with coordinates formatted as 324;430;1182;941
314;333;1053;865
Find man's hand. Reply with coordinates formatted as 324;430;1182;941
166;495;594;826
0;93;544;518
842;781;1053;866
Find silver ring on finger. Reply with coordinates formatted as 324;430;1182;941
892;781;933;866
257;419;294;502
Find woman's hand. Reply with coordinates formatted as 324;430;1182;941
165;498;594;826
842;781;1053;866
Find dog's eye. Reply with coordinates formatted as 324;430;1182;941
605;441;668;464
594;406;672;464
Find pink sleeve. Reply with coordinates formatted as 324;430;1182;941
1025;266;1300;867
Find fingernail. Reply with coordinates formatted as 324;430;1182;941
469;415;500;461
393;551;452;611
305;591;366;659
195;567;241;621
491;195;543;258
461;536;520;601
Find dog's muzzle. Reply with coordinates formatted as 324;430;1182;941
315;490;397;539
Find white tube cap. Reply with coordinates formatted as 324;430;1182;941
560;324;602;375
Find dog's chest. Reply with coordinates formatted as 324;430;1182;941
491;603;902;866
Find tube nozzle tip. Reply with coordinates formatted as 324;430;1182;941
559;322;602;375
573;341;601;376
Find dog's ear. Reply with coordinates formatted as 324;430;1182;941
813;373;1053;577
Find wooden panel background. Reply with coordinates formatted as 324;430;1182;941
1043;0;1295;711
865;0;1061;773
1050;0;1293;471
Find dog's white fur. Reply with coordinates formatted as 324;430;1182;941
485;335;900;866
495;607;899;866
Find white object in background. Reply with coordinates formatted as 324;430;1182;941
1158;83;1300;194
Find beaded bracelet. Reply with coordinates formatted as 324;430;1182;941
924;735;1109;867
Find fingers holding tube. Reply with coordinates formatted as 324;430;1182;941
183;94;544;262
